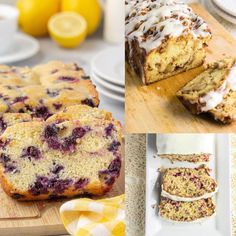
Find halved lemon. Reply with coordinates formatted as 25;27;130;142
48;12;87;48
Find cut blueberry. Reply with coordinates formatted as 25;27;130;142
21;146;41;160
29;176;49;195
48;178;72;194
108;141;121;152
53;103;62;110
34;106;51;119
46;89;60;97
72;127;87;139
74;178;89;189
51;164;64;175
0;139;10;149
4;163;18;173
81;98;95;107
0;117;7;133
44;124;60;139
58;76;76;82
0;153;10;163
12;96;28;104
105;123;114;137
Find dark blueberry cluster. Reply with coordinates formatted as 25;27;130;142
99;157;121;185
51;164;64;175
53;103;63;110
43;124;88;152
108;140;121;152
29;175;73;196
21;146;41;161
34;106;51;119
46;89;60;97
0;153;18;173
74;178;89;189
104;123;114;137
0;139;10;150
81;99;96;107
0;117;7;133
58;76;77;82
12;96;28;104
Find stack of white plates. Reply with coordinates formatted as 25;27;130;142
91;46;124;103
211;0;236;24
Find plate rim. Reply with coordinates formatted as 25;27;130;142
95;82;124;103
0;33;39;64
91;47;125;87
213;0;236;18
91;70;125;94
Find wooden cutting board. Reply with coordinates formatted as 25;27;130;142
0;149;125;236
126;4;236;133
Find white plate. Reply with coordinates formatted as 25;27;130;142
0;33;39;64
91;70;124;94
94;81;124;103
91;46;125;87
213;0;236;17
211;0;236;24
146;134;231;236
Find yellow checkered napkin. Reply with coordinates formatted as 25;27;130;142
60;194;125;236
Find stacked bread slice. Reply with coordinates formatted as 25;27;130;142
177;57;236;123
158;154;218;222
0;105;123;200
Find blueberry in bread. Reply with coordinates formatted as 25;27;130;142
125;0;211;84
159;197;215;222
0;112;122;200
161;165;218;201
0;113;33;135
177;57;236;123
0;61;99;119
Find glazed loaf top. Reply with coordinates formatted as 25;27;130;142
125;0;211;53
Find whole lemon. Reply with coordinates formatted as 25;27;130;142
61;0;102;35
17;0;60;37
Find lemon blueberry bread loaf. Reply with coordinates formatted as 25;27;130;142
0;110;122;200
177;57;236;123
161;165;218;201
159;197;216;222
125;0;211;84
159;153;211;163
0;61;99;119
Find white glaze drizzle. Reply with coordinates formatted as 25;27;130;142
125;0;211;52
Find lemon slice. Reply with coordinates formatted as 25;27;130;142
48;12;87;48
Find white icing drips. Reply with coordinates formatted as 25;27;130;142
125;0;211;53
161;186;218;202
200;64;236;112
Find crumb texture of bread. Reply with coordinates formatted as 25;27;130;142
0;105;122;200
0;61;99;119
162;165;217;198
159;197;215;222
159;153;210;163
177;57;236;122
125;0;211;84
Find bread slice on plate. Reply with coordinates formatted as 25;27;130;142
0;107;123;201
159;197;216;222
158;153;211;163
161;165;218;201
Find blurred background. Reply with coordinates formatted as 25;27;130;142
0;0;124;123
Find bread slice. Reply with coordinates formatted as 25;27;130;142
0;113;33;135
125;0;211;84
158;153;211;163
161;165;218;201
159;197;216;222
177;57;236;118
0;113;122;200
